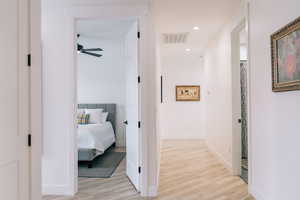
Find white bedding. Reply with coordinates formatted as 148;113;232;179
77;122;115;155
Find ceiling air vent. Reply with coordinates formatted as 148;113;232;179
162;32;189;44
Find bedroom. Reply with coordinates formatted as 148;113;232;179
74;18;140;195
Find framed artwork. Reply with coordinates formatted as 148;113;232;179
271;16;300;92
176;85;200;101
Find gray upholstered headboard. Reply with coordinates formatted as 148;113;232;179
78;104;116;133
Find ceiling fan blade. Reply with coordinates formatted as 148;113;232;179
82;48;103;51
82;51;102;57
77;44;84;51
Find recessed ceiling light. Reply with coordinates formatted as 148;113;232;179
186;48;191;52
193;26;200;30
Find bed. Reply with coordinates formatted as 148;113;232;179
77;104;116;166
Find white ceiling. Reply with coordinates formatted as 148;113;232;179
77;1;240;57
154;0;241;57
77;19;135;39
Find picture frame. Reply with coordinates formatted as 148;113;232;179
271;16;300;92
176;85;200;101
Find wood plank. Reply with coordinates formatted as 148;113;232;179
43;140;255;200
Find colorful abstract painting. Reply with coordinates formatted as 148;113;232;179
277;29;300;82
271;17;300;92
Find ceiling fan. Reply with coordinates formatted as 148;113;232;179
77;34;103;57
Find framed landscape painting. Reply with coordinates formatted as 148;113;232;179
176;85;200;101
271;16;300;92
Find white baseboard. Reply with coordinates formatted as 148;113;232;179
249;186;267;200
160;137;205;140
42;184;74;196
206;142;232;172
148;185;158;197
140;185;158;197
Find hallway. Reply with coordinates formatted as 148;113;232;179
43;140;253;200
156;140;254;200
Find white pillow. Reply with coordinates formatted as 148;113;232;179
100;112;109;123
77;109;85;115
85;109;103;124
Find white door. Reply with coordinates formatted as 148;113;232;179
0;0;30;199
125;21;140;190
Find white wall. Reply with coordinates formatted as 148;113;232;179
161;55;204;139
249;0;300;199
42;0;74;195
202;1;246;169
77;37;126;147
240;45;248;60
42;0;158;196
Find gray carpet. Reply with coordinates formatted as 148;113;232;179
79;151;126;178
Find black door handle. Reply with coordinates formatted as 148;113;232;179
124;120;128;125
238;119;242;123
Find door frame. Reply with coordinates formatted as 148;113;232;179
74;18;142;191
231;5;252;186
30;0;43;199
66;7;150;195
123;20;142;191
29;2;157;198
231;19;246;176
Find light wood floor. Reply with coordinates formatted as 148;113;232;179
156;140;254;200
43;140;254;200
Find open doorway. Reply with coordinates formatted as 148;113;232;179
239;28;249;183
75;18;141;191
42;18;141;199
231;19;249;183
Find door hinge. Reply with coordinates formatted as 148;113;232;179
27;54;31;67
137;31;140;39
138;76;141;83
138;166;141;174
28;134;32;147
138;121;141;128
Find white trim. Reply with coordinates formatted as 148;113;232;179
136;19;142;192
42;185;74;196
249;186;267;200
18;0;30;199
245;1;253;187
148;185;158;197
230;19;246;176
70;18;78;196
138;10;159;196
206;142;233;172
30;0;43;199
30;2;156;198
75;18;142;192
230;2;253;186
230;1;252;186
64;5;151;196
138;14;150;197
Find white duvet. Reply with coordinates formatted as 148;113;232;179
77;122;115;155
